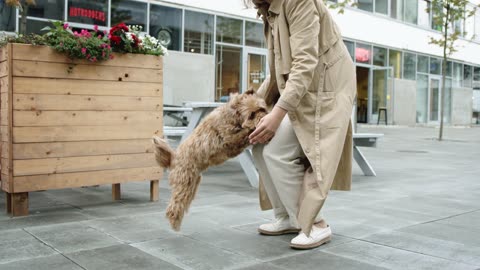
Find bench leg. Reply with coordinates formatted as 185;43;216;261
238;150;259;188
11;192;29;217
112;184;121;200
353;145;376;176
150;180;159;202
5;192;11;214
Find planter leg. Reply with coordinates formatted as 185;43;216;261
11;193;29;217
5;193;12;214
112;184;121;201
150;180;159;202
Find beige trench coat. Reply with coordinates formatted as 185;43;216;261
255;0;357;234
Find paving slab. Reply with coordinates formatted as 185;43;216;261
0;254;82;270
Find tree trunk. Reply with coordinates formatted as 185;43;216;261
19;2;29;35
439;6;449;141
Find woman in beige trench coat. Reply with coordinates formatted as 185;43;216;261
247;0;357;249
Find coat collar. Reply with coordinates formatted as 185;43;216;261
268;0;284;15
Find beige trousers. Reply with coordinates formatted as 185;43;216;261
252;117;322;228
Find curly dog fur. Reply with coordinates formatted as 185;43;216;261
153;90;268;231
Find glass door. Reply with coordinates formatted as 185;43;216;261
428;76;442;123
369;66;392;124
243;48;268;93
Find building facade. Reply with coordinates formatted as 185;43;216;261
1;0;480;125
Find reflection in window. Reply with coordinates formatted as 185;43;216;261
24;19;51;35
375;0;388;14
446;61;452;77
453;62;463;86
68;0;108;26
429;57;441;75
417;0;429;27
390;0;404;20
355;43;371;64
404;0;418;24
111;0;147;29
474;67;480;82
28;0;64;20
149;5;182;51
216;16;243;45
358;0;374;12
373;47;387;66
417;55;428;73
403;53;416;80
344;40;355;61
216;46;241;101
416;74;428;123
431;1;443;31
463;65;472;88
389;49;402;78
245;21;265;48
0;1;15;32
184;10;214;55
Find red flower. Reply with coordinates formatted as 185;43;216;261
131;34;140;47
110;35;121;45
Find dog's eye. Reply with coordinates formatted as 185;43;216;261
248;112;256;120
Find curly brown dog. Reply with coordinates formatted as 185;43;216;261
153;90;268;231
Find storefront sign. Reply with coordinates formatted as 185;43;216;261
69;7;106;22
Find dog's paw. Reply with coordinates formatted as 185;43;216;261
166;204;184;231
152;136;165;145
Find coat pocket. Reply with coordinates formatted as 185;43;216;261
318;91;340;128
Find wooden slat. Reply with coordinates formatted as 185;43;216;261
0;61;7;77
13;77;161;96
13;139;154;159
0;77;8;93
1;92;7;112
13;126;161;143
2;141;9;159
13;167;163;192
14;111;162;127
13;60;162;83
11;43;162;69
14;153;157;176
0;47;7;62
0;126;9;142
0;109;7;126
13;94;162;111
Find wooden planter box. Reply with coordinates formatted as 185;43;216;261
0;43;164;216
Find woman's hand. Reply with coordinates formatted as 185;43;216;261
249;106;287;144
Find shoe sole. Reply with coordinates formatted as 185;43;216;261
290;236;331;250
258;228;301;236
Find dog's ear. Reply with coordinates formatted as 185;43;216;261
245;88;255;95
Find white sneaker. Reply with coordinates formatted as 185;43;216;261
290;225;332;249
258;216;301;236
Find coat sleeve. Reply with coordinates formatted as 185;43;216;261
275;0;320;112
256;74;271;98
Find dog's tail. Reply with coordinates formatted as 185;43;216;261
152;136;175;168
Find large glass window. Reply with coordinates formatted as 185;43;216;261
0;1;15;32
355;43;372;64
474;67;480;82
463;65;472;88
417;0;430;27
404;0;418;24
446;61;452;77
68;0;108;26
111;0;147;29
416;74;428;123
358;0;374;12
389;49;402;78
463;6;475;38
403;53;416;80
373;46;387;66
184;10;214;55
418;55;428;73
216;45;241;101
245;21;265;48
24;19;51;35
149;5;182;51
453;62;463;86
216;16;243;45
375;0;388;15
28;0;64;20
431;1;443;31
475;11;480;42
390;0;404;20
429;57;441;75
344;40;355;61
444;78;452;123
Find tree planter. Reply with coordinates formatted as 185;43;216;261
0;43;163;216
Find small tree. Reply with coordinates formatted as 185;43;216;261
428;0;479;140
5;0;36;35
